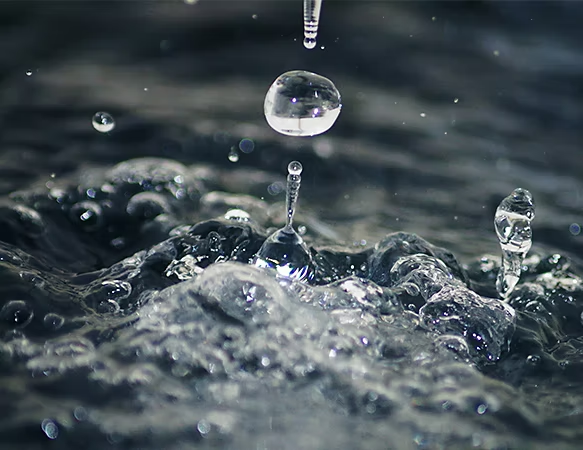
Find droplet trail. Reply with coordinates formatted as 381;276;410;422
303;0;323;50
264;70;342;137
494;188;535;299
285;161;302;230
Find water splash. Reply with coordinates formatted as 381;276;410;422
303;0;323;49
253;161;314;281
494;188;535;299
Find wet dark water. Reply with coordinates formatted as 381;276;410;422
1;1;583;449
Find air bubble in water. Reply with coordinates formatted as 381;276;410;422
264;70;342;137
253;161;314;281
92;111;115;133
43;313;65;331
494;188;535;299
303;0;322;50
0;300;34;327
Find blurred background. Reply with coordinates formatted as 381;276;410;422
0;0;582;263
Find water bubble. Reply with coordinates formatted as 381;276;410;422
569;223;581;236
43;313;65;331
92;111;115;133
0;300;34;328
264;70;342;137
494;188;535;299
41;419;59;440
303;0;322;50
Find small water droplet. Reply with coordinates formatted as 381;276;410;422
569;223;581;236
264;70;342;137
420;112;426;118
252;14;258;19
26;70;33;76
92;112;115;133
228;148;239;162
454;98;459;103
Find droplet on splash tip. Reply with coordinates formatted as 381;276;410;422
253;160;313;281
494;188;535;299
288;161;303;176
92;112;115;133
264;70;342;137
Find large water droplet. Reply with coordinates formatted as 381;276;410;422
92;111;115;133
494;188;535;299
264;70;341;137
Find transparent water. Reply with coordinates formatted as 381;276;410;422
1;2;583;450
264;70;342;136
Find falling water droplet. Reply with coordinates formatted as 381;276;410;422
92;112;115;133
26;70;33;76
228;147;239;162
303;0;323;50
264;70;342;137
253;161;313;281
494;188;535;299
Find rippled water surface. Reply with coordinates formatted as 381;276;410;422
1;2;583;449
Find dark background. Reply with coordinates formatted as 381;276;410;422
0;0;581;262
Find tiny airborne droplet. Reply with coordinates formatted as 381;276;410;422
253;161;314;281
264;70;342;137
303;0;322;49
92;112;115;133
494;188;535;299
26;70;33;76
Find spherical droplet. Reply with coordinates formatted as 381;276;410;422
92;111;115;133
288;161;303;176
303;37;317;50
264;70;342;137
26;70;33;76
